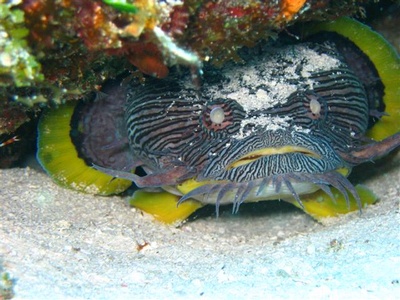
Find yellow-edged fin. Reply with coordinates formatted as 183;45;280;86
176;178;213;195
292;184;378;221
336;167;351;177
302;17;400;141
37;103;132;195
129;190;203;224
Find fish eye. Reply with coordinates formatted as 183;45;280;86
210;107;225;124
309;98;321;116
200;98;245;136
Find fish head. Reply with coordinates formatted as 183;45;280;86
124;41;378;208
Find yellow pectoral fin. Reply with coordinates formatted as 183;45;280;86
292;184;378;220
176;178;214;195
302;17;400;141
129;190;203;224
37;103;132;195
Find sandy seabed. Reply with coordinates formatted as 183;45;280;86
1;151;399;299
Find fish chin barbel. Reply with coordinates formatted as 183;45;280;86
94;32;400;212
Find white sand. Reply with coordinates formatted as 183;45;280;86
1;151;399;299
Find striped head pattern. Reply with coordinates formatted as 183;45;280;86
105;38;399;212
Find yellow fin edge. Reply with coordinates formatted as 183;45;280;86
303;17;400;141
37;103;132;195
129;190;203;224
292;184;378;220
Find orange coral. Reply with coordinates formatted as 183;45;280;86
280;0;307;20
127;48;169;78
106;40;169;78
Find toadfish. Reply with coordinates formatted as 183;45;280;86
37;18;400;224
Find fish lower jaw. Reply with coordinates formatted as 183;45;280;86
194;181;320;205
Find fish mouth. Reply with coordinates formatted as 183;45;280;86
226;146;322;170
176;134;357;213
199;130;345;183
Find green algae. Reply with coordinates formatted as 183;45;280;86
0;1;44;88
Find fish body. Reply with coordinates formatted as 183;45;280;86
108;39;385;210
37;18;400;222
